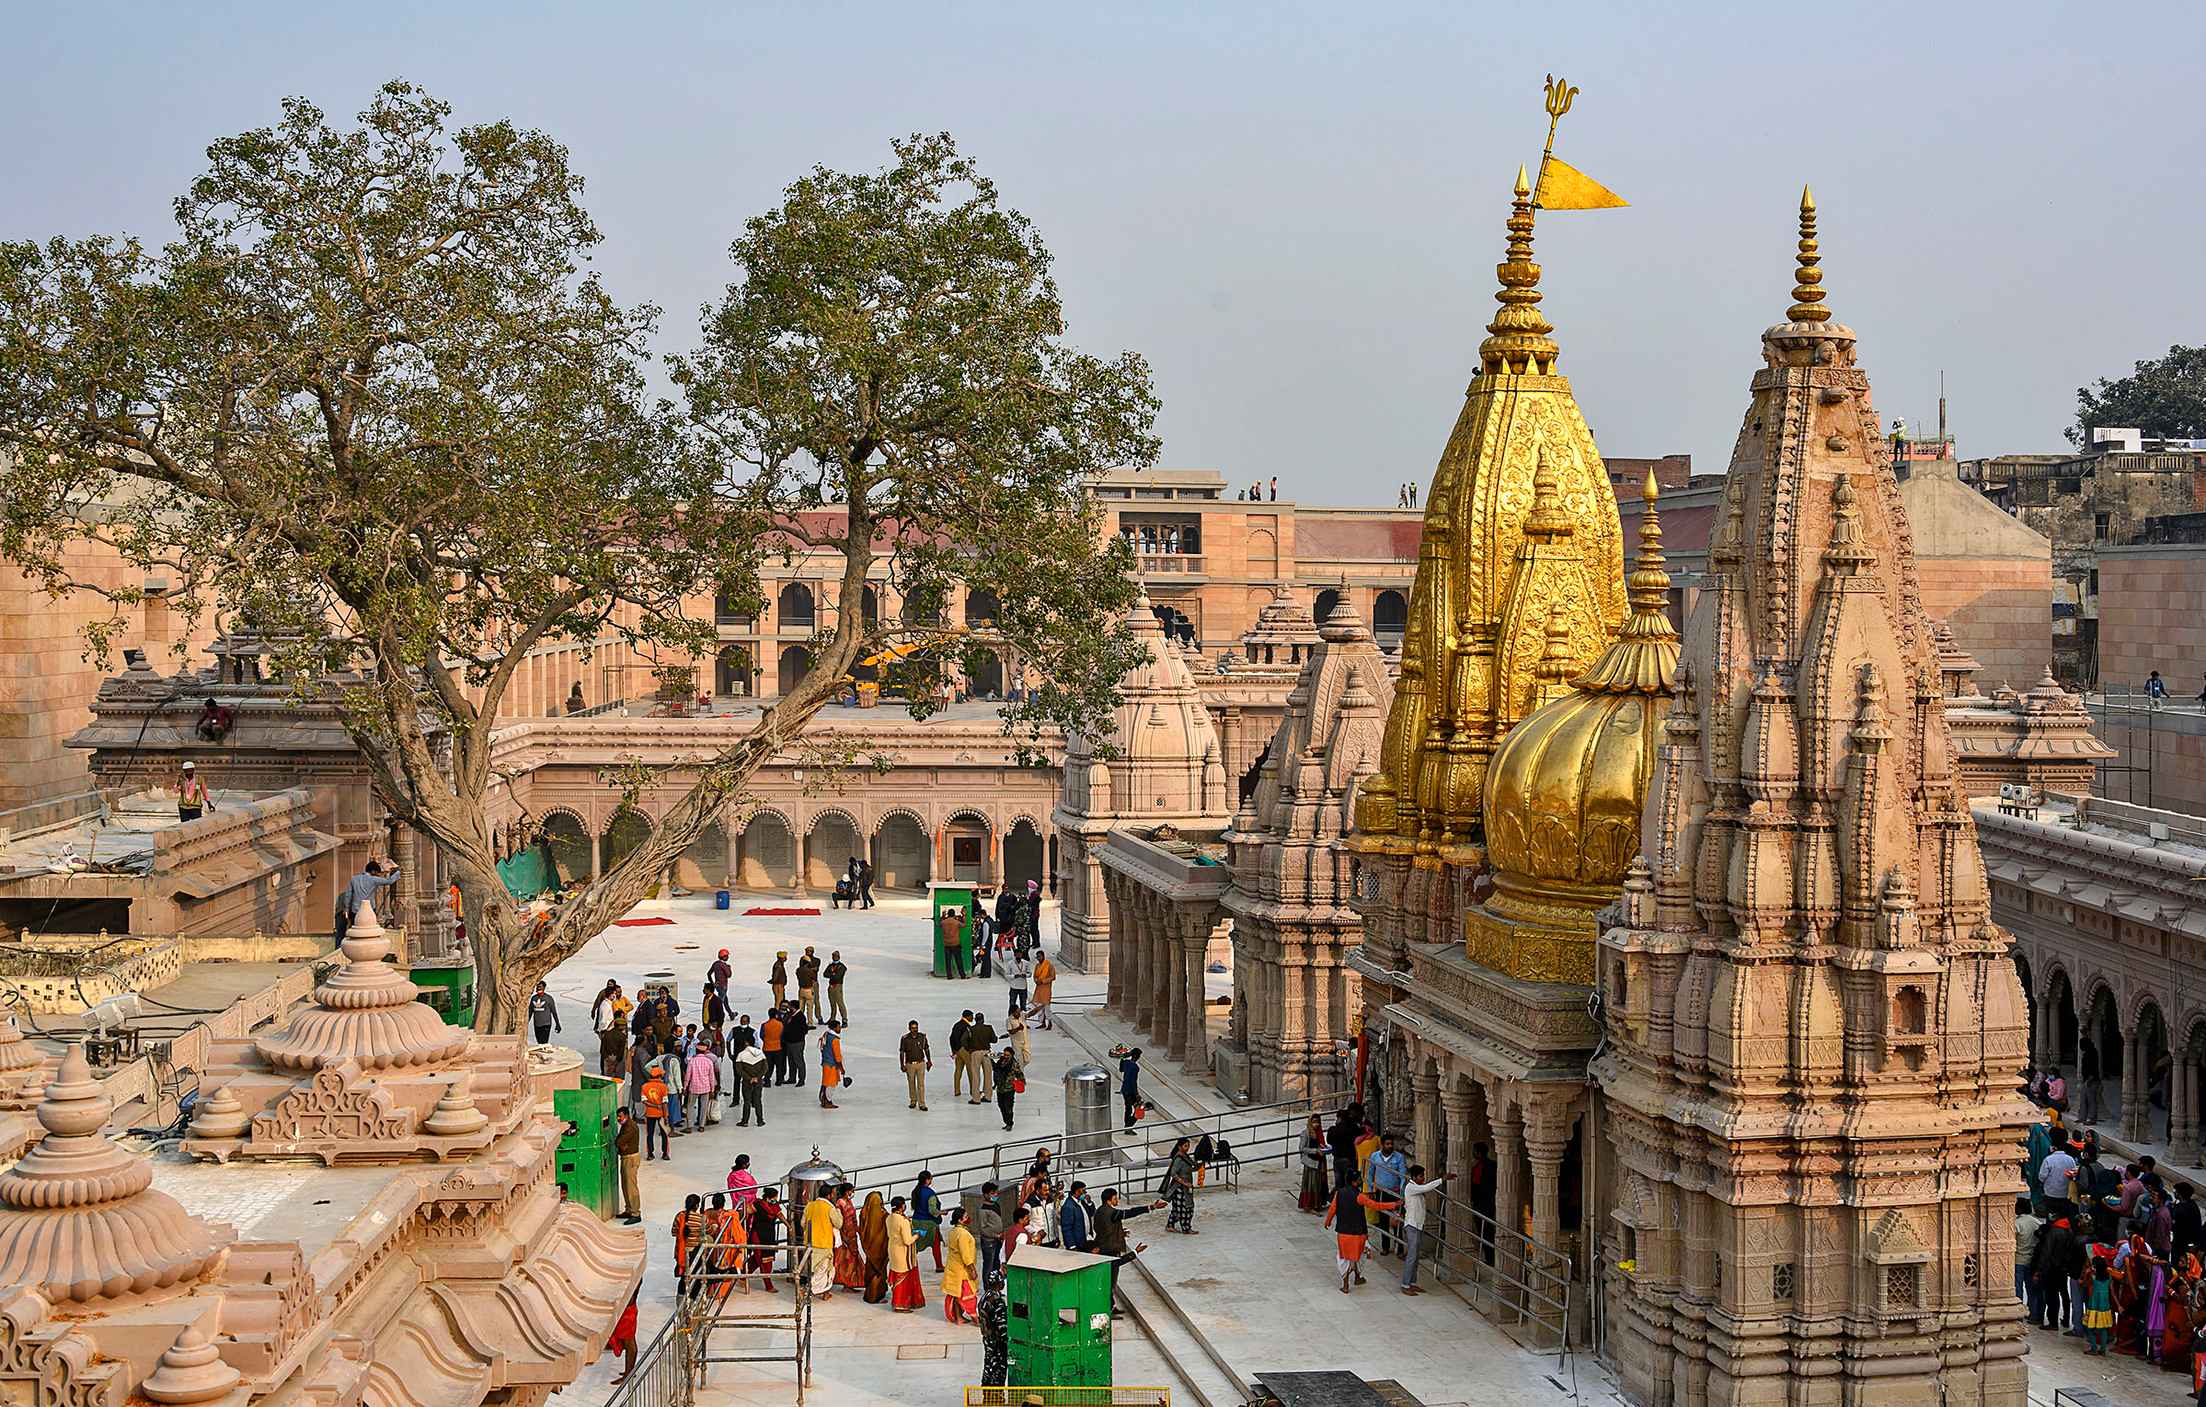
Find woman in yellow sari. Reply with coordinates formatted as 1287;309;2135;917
941;1205;979;1323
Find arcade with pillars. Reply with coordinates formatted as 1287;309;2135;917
524;801;1050;896
1099;868;1228;1076
2022;953;2202;1160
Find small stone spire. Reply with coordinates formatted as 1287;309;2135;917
1822;474;1877;577
143;1324;243;1404
0;1044;229;1304
1788;185;1830;324
1480;166;1560;375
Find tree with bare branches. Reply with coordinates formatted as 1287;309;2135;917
0;86;1156;1029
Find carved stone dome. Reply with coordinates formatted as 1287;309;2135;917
0;1044;230;1304
253;900;470;1072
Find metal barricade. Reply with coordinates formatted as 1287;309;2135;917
964;1390;1171;1407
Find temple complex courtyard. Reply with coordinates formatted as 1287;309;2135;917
524;894;2174;1405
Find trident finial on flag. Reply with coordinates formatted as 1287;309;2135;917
1534;74;1627;211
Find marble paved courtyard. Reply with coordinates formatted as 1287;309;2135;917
532;894;2185;1405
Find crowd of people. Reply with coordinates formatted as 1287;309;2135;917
2020;1102;2206;1373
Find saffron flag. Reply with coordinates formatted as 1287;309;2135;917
1534;156;1627;211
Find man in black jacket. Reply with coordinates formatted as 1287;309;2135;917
2174;1181;2202;1261
2030;1210;2081;1330
781;1007;811;1086
1093;1188;1163;1303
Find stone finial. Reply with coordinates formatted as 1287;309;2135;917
142;1324;243;1404
0;1016;39;1081
1788;185;1831;324
422;1077;488;1137
0;1045;230;1304
187;1084;249;1139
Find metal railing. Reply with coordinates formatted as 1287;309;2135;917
773;1092;1329;1206
1411;1185;1577;1358
603;1239;817;1407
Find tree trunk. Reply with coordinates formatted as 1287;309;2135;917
465;881;534;1035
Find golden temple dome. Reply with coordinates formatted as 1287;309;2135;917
1468;474;1678;982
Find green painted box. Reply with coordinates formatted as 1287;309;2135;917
410;962;476;1027
1004;1244;1116;1386
927;881;979;978
555;1072;618;1148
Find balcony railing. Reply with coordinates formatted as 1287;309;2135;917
1136;553;1203;574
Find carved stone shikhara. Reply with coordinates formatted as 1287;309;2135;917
1594;193;2032;1407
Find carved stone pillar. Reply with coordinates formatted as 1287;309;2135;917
1437;1084;1480;1280
1126;884;1153;1033
1409;1067;1441;1173
1150;895;1177;1045
1491;1106;1525;1313
2124;1026;2146;1141
1179;913;1213;1074
1522;1103;1573;1293
1280;947;1309;1100
2173;1055;2200;1165
1103;874;1127;1015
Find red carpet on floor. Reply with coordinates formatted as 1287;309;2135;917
611;916;676;927
742;906;821;917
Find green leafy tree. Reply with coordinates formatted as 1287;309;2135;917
0;89;1156;1030
2072;344;2206;445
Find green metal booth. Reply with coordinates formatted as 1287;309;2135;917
927;881;980;978
1005;1243;1117;1386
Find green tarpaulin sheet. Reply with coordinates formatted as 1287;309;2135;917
498;846;556;901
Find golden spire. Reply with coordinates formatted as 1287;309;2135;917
1575;470;1680;694
1479;166;1559;376
1523;449;1573;542
1787;185;1830;324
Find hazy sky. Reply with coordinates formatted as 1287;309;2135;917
7;2;2201;505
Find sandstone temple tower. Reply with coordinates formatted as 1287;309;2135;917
1594;193;2033;1407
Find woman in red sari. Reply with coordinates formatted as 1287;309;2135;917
2161;1251;2199;1373
2113;1235;2157;1358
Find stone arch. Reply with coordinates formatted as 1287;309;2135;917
2130;987;2170;1032
941;809;993;884
715;644;753;697
805;806;863;836
598;807;654;875
804;809;864;888
2182;1012;2206;1063
968;647;1006;699
1247;528;1278;575
777;581;815;629
777;643;813;696
1004;816;1045;891
2039;962;2080;1069
736;809;798;891
1372;588;1408;648
674;818;729;890
1313;588;1343;625
871;809;931;891
538;808;592;886
964;588;1000;626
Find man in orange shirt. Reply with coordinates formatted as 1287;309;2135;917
640;1068;672;1160
762;1009;786;1086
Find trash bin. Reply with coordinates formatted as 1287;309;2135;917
715;889;731;910
1062;1063;1112;1164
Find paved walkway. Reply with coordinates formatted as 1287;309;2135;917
541;894;1180;1405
